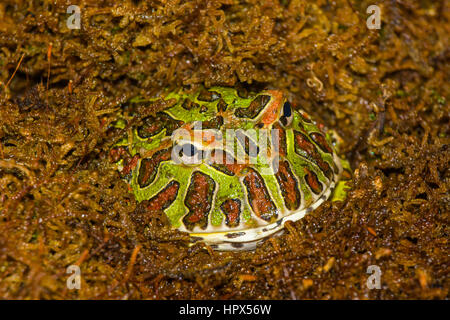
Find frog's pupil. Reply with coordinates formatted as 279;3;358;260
180;144;198;157
283;101;292;117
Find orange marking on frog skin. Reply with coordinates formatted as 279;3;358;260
142;139;172;158
202;131;216;145
228;163;246;175
222;199;240;226
186;173;211;223
210;150;247;175
300;111;310;120
121;155;140;175
147;181;179;212
318;123;325;131
244;169;277;221
261;90;283;125
304;167;322;194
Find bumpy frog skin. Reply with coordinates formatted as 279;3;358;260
113;87;351;250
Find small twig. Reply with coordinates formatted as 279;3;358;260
5;53;26;88
123;244;142;283
68;79;73;94
46;43;53;109
75;249;90;266
97;244;142;299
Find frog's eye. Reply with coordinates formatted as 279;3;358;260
279;101;293;127
178;143;202;164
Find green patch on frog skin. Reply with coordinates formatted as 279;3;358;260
129;128;166;156
331;158;352;202
164;87;256;124
331;180;350;202
112;126;167;157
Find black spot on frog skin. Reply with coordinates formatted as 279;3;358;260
304;168;323;194
217;99;228;112
201;116;224;129
209;149;239;176
237;87;249;98
243;168;278;222
181;99;200;111
225;232;245;239
299;111;312;123
236;130;260;157
197;89;220;102
137;112;183;138
231;242;244;248
148;180;180;211
294;131;333;179
190;236;204;243
329;186;335;196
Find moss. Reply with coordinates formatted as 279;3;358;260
0;0;448;300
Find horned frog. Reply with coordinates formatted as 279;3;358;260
111;86;351;250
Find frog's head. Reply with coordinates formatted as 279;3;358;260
166;88;290;167
114;86;347;250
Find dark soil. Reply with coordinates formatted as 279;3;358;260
0;0;448;299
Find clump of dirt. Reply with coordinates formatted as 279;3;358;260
0;0;448;299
